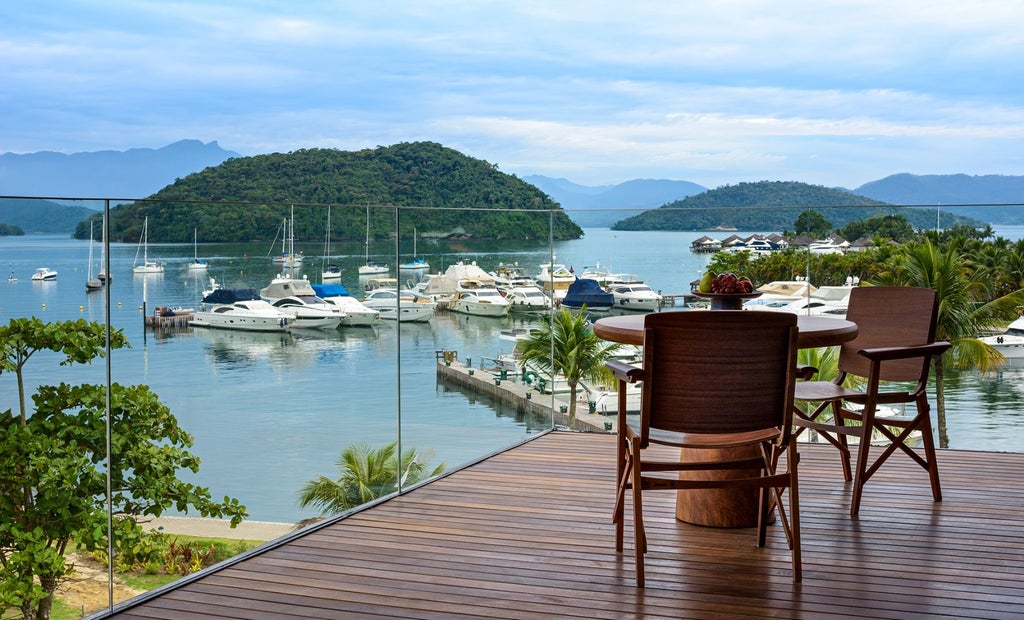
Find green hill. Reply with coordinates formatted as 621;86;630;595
74;142;582;243
611;181;982;231
0;198;96;233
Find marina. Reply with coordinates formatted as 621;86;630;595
4;227;1024;525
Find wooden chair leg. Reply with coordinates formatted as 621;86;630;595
850;402;878;517
630;440;646;588
915;395;942;502
613;454;631;552
789;451;802;583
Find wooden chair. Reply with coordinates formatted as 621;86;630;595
793;286;951;516
607;311;801;587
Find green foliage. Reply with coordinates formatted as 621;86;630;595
793;210;832;237
297;441;446;515
0;318;247;620
708;246;899;288
72;142;582;243
611;180;983;231
836;214;916;242
515;307;621;426
0;223;25;236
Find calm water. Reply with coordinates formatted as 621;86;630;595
3;227;1024;522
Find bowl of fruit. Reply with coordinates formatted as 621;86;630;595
694;272;762;310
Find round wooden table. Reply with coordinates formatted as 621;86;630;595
593;311;859;528
593;313;858;349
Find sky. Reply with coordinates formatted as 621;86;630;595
3;1;1024;189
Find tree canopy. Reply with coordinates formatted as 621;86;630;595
72;142;582;244
611;181;983;231
0;318;246;620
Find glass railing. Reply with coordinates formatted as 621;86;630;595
2;196;1024;618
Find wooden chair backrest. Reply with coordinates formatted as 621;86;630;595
839;286;939;382
640;311;798;439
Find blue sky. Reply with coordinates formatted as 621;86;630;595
3;1;1023;189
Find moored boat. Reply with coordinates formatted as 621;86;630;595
311;283;380;327
534;260;575;301
31;267;57;281
190;288;291;332
561;278;614;313
980;316;1024;359
608;282;662;311
132;217;164;274
260;275;343;330
362;288;435;322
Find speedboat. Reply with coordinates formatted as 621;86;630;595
31;267;57;281
190;288;291;332
362;288;435;322
981;316;1024;359
609;282;662;312
311;283;380;327
260;275;343;330
562;278;614;313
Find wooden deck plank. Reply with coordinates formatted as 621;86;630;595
94;431;1024;620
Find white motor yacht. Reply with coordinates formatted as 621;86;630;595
190;288;291;332
31;267;58;281
980;316;1024;359
503;284;551;313
260;275;343;330
362;288;435;322
311;283;380;327
534;260;575;301
443;261;510;317
609;282;662;311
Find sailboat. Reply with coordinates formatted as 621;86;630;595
132;216;164;274
187;228;208;270
321;205;342;281
358;206;389;275
271;206;303;267
86;220;103;291
399;227;429;271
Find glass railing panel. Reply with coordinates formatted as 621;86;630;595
393;206;557;493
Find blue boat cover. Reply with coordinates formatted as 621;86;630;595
562;278;614;308
312;283;350;297
202;288;260;304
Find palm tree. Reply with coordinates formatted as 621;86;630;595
297;442;445;515
873;240;1024;445
517;306;621;428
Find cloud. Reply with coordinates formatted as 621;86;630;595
2;0;1024;187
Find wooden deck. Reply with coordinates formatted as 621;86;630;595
96;431;1024;619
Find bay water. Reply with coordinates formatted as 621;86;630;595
3;227;1024;523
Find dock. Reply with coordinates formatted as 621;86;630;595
143;307;195;328
435;354;615;433
658;292;703;308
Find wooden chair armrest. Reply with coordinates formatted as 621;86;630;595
795;364;818;381
606;359;645;383
858;341;952;362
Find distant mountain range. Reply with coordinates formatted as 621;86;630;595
851;174;1024;224
0;139;239;201
524;176;706;227
3;140;1023;232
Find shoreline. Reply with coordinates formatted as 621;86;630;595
141;515;296;541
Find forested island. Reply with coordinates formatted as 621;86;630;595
0;223;24;236
611;181;981;231
72;142;583;243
